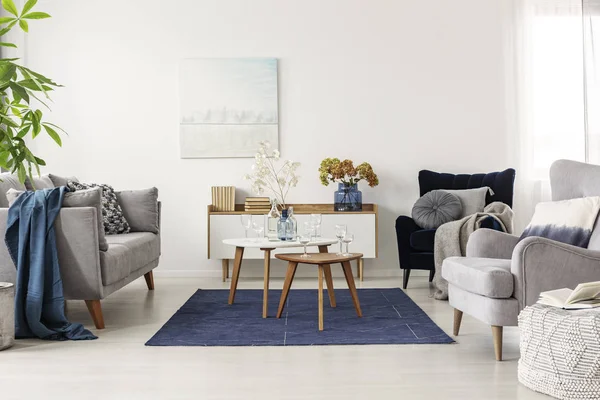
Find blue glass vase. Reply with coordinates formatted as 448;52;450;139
334;183;362;211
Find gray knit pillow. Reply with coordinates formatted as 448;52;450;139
412;190;463;229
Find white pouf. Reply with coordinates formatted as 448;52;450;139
0;282;14;350
518;304;600;399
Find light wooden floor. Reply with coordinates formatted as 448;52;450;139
0;275;547;400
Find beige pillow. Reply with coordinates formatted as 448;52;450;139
7;187;108;251
442;187;493;218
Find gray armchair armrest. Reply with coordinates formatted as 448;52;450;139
466;229;519;259
511;236;600;309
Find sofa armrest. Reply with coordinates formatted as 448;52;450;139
54;207;104;299
0;207;103;299
395;215;421;269
466;229;519;259
116;188;159;233
511;236;600;309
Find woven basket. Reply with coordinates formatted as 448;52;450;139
0;282;14;351
518;304;600;399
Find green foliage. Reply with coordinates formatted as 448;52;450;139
0;0;64;183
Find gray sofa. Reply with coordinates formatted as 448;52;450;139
0;173;161;329
442;159;600;360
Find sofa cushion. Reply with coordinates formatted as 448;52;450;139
6;187;109;252
412;190;462;229
442;256;513;298
443;187;491;218
24;175;54;190
99;232;160;286
68;181;131;235
116;188;159;233
0;173;26;207
48;174;79;187
410;229;436;252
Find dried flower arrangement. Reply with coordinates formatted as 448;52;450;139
319;158;379;187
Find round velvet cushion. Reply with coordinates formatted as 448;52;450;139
411;190;463;229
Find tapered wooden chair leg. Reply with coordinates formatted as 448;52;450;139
403;269;411;289
492;325;503;361
85;300;105;329
453;309;463;336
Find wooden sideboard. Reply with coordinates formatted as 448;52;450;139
208;204;378;281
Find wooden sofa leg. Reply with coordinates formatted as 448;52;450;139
85;300;105;329
453;308;463;336
144;271;155;290
492;325;503;361
402;269;411;289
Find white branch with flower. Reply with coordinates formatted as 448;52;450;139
243;141;300;208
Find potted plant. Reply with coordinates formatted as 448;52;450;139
0;0;65;183
319;158;379;211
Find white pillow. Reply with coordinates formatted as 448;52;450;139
442;187;493;218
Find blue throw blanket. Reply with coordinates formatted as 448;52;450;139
5;187;96;340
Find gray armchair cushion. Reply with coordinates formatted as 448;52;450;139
100;232;160;286
116;188;159;234
7;187;108;252
48;174;79;187
466;229;519;259
412;190;462;229
0;173;26;207
24;175;54;190
442;256;513;298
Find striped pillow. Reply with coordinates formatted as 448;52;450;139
520;197;600;248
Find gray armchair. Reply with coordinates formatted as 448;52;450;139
0;174;161;330
442;159;600;360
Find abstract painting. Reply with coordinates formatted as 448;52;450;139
179;58;279;158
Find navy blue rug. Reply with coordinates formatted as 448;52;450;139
146;288;454;346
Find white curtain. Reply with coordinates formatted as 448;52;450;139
505;0;599;232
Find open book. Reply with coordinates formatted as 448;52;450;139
538;281;600;309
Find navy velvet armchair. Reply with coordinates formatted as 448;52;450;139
395;168;516;289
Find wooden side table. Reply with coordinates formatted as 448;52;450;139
222;238;338;318
274;252;364;331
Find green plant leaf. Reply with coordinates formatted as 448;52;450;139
1;0;18;16
31;109;40;137
0;63;16;84
42;122;67;135
34;156;45;166
0;42;16;48
18;79;51;91
22;11;49;19
20;67;60;86
16;126;29;138
0;20;16;37
0;16;14;24
0;114;19;128
17;163;26;183
21;0;37;16
9;81;29;103
18;19;28;32
43;124;61;146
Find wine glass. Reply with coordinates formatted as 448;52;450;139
299;233;311;258
252;221;264;243
303;222;315;242
240;214;253;241
310;214;322;238
342;233;354;256
335;224;347;255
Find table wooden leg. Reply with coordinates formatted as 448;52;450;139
222;259;229;282
318;245;336;307
318;265;324;331
228;247;244;305
341;261;363;317
276;261;298;318
262;249;271;318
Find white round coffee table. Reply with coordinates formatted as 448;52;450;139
223;238;338;318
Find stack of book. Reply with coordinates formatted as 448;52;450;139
245;197;271;213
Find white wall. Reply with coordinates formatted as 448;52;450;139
25;0;513;278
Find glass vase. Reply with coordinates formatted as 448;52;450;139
334;183;362;212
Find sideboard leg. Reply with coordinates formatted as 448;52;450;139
222;259;229;282
358;258;364;282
